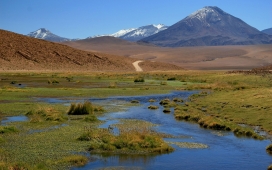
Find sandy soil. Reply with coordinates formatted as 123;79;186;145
63;37;272;70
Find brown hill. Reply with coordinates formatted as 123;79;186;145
63;37;272;70
0;30;182;72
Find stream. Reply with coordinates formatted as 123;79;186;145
71;91;272;170
3;91;271;169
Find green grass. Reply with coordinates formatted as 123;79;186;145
78;124;173;154
0;126;18;134
0;120;95;169
173;71;272;138
0;71;272;169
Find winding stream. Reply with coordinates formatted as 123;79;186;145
31;91;272;169
71;91;272;170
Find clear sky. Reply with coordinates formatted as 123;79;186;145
1;0;271;39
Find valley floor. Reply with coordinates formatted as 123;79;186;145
0;70;271;169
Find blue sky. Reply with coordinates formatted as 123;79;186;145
1;0;271;39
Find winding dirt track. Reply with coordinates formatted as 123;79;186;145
132;60;143;72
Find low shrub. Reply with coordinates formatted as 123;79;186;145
134;77;145;83
67;101;93;115
167;77;176;81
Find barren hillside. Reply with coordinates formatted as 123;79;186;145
0;30;182;72
63;37;272;70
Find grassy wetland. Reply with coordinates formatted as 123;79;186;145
0;71;272;169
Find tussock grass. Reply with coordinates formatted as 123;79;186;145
163;108;171;113
26;106;66;122
78;121;173;154
67;101;93;115
148;105;159;110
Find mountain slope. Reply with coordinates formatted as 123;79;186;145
0;29;136;71
262;28;272;35
0;29;181;71
27;28;75;42
140;6;272;47
88;24;168;41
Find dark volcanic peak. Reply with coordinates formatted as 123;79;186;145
262;28;272;35
140;6;272;47
27;28;72;42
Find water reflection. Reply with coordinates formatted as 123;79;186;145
1;115;28;125
36;91;272;170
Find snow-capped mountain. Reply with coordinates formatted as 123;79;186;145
119;24;168;41
111;28;137;37
141;6;272;47
88;24;168;41
27;28;72;42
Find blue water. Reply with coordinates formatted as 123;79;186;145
1;115;28;125
36;91;272;170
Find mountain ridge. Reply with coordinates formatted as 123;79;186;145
140;6;272;47
87;24;168;41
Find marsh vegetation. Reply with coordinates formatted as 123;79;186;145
0;71;271;169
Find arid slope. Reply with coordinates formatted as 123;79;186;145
0;30;181;72
63;37;272;70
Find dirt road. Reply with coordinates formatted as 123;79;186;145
133;60;143;72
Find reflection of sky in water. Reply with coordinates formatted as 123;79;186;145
1;115;28;125
33;91;271;170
